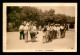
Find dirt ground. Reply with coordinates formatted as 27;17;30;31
6;29;76;52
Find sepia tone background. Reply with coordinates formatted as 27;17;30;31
3;3;77;52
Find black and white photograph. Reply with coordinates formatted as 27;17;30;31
3;3;77;52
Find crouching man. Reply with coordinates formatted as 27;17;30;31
30;23;37;42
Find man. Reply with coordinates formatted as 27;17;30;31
53;24;57;39
30;23;37;42
42;25;47;43
50;24;54;41
60;24;65;38
46;23;51;42
24;22;29;43
56;24;60;39
27;22;31;41
19;23;24;40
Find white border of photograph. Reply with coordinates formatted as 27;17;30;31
3;3;77;52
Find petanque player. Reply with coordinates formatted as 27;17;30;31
42;25;47;43
56;24;60;39
28;21;32;41
30;23;37;42
50;24;54;41
60;24;64;38
24;22;29;43
19;23;24;40
53;24;57;39
46;24;51;42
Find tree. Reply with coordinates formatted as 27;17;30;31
21;6;41;22
7;7;22;29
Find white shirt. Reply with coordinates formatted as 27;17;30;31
33;26;36;30
50;26;53;31
23;25;29;31
53;26;57;30
31;26;37;33
60;26;64;29
19;25;24;31
47;26;50;30
57;27;60;31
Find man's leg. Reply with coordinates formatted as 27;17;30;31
22;30;25;39
62;29;64;38
55;31;57;39
61;29;63;38
50;31;52;41
31;33;33;42
54;31;56;39
25;31;28;43
23;33;25;39
20;32;22;40
53;30;54;40
63;30;65;38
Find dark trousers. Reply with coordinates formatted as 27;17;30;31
60;29;65;38
50;31;53;41
30;32;36;42
47;31;52;42
53;30;57;39
20;30;24;39
52;30;55;39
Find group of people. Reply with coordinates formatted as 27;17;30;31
42;23;66;43
19;21;67;43
19;21;38;43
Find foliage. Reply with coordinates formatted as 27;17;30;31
7;6;75;31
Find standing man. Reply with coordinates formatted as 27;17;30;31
19;23;24;40
46;23;51;42
60;24;64;38
42;25;47;43
23;21;29;43
50;24;54;41
28;21;32;41
53;24;57;39
56;24;60;39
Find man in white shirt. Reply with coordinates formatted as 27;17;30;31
53;24;57;39
56;25;60;39
19;23;24;40
24;22;29;43
50;24;54;41
30;23;37;42
46;24;51;42
60;25;65;38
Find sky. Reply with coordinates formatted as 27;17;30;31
34;6;75;17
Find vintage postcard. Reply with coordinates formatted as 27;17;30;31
3;3;77;52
